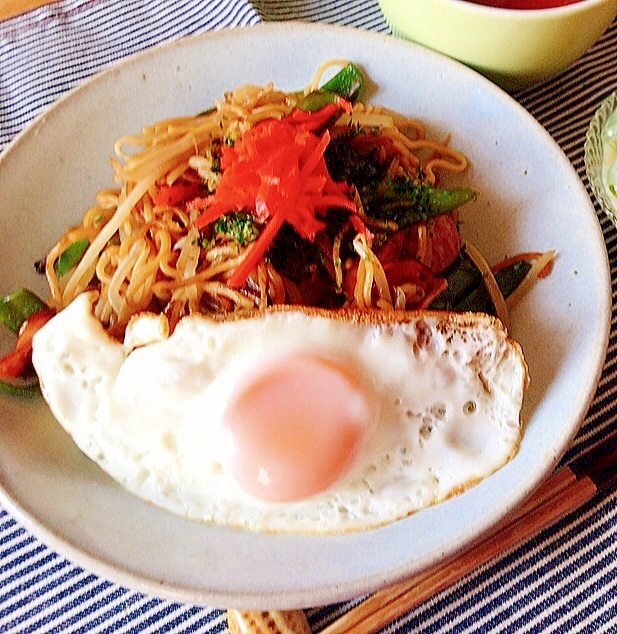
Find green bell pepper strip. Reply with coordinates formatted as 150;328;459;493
320;62;364;102
427;187;478;215
371;185;477;228
55;238;89;277
296;90;343;113
494;260;533;298
0;287;50;398
429;253;483;310
0;287;48;333
296;62;365;112
0;379;40;398
430;250;532;313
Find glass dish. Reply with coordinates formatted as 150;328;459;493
585;88;617;226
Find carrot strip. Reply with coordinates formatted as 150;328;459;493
193;104;357;288
300;130;331;180
194;200;235;230
152;182;201;207
227;212;287;288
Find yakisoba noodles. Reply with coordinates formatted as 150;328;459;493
41;60;546;339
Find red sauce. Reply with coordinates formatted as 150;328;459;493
465;0;584;8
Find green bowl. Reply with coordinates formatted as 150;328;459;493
377;0;617;90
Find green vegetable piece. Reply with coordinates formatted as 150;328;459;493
454;282;494;313
0;287;47;334
0;378;40;398
55;238;89;277
296;62;365;112
321;62;364;102
374;182;476;228
214;212;258;246
494;260;532;298
430;252;533;313
296;90;341;113
430;253;483;310
427;187;477;215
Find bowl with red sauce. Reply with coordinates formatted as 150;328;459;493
377;0;617;89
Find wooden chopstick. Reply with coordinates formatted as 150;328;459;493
319;467;597;634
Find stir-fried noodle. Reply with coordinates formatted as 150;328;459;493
42;61;546;339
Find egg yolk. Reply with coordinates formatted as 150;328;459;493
222;354;376;503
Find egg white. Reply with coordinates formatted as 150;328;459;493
32;291;528;534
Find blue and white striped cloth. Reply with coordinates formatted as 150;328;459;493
2;1;617;632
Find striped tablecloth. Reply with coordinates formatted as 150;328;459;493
2;1;617;632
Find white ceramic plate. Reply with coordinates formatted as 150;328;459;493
0;23;611;610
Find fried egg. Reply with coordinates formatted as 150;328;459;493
31;291;528;534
